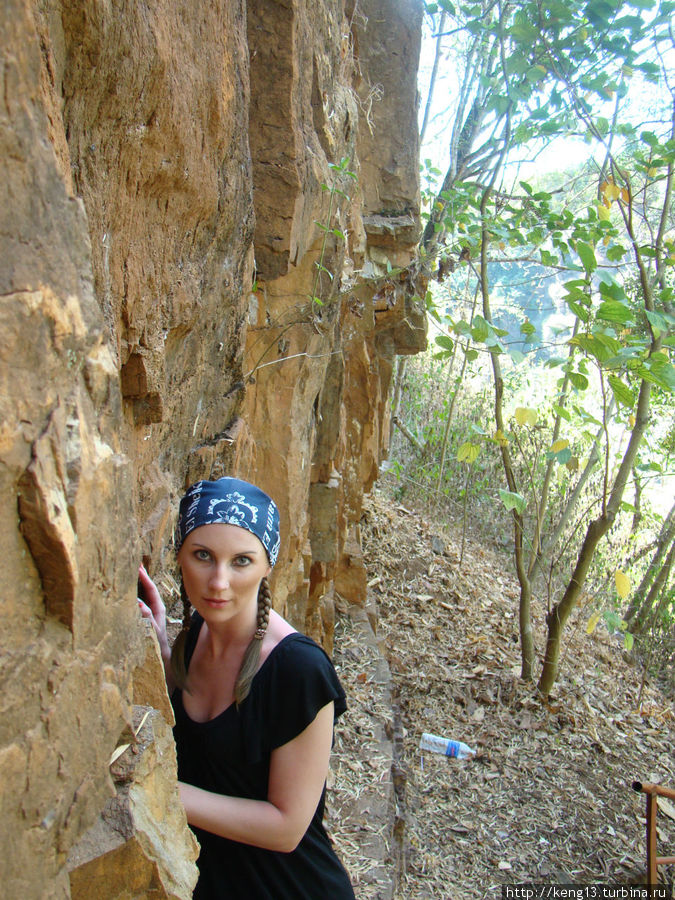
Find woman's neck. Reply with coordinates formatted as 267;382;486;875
202;609;257;660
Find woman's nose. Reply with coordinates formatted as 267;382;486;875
208;564;230;590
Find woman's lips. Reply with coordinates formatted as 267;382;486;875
204;597;229;606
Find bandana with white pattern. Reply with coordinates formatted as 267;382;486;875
175;477;280;565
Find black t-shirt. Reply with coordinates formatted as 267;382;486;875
172;615;355;899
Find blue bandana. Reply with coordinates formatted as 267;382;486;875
175;477;281;566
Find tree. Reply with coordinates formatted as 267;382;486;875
411;0;675;695
624;498;675;634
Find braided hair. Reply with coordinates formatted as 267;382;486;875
169;576;272;707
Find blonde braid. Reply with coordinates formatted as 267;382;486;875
169;580;192;692
254;577;272;639
235;577;272;706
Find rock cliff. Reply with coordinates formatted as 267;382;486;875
1;0;425;896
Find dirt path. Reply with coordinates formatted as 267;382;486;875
328;490;675;899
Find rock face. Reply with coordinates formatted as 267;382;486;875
0;0;424;897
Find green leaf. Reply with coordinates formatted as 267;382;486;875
608;375;635;408
598;279;626;302
597;301;634;325
567;300;591;323
457;442;480;464
643;353;675;392
434;334;454;351
571;333;619;364
576;241;597;273
315;263;334;279
569;372;589;390
606;243;627;261
645;310;671;334
553;404;572;422
573;406;601;428
471;315;489;343
498;490;527;515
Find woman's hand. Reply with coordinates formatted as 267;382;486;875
137;564;170;662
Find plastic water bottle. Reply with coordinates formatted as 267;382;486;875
419;732;476;758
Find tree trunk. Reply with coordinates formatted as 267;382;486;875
631;539;675;635
389;356;407;448
478;172;535;680
624;499;675;626
538;379;652;696
392;415;425;453
539;517;608;696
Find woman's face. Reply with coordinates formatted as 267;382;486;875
177;523;271;627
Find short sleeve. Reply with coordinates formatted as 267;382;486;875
263;635;347;751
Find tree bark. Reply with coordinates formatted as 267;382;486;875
624;500;675;626
538;379;652;696
392;415;425;453
389;357;408;448
631;539;675;635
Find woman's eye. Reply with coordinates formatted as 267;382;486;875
194;549;211;561
234;556;252;567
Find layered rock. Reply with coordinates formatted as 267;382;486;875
68;707;199;900
243;0;426;648
1;0;424;896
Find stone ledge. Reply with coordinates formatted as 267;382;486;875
363;213;420;249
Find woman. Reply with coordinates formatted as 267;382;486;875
138;476;355;899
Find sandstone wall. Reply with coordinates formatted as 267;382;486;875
243;0;427;647
0;0;424;896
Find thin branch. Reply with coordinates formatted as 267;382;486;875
420;11;447;144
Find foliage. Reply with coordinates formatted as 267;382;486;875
395;0;675;696
311;157;358;312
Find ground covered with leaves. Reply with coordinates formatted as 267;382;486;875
328;488;675;899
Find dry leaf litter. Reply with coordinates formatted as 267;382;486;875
326;488;675;900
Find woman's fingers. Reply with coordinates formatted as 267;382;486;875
138;564;161;601
137;597;153;619
136;564;172;659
